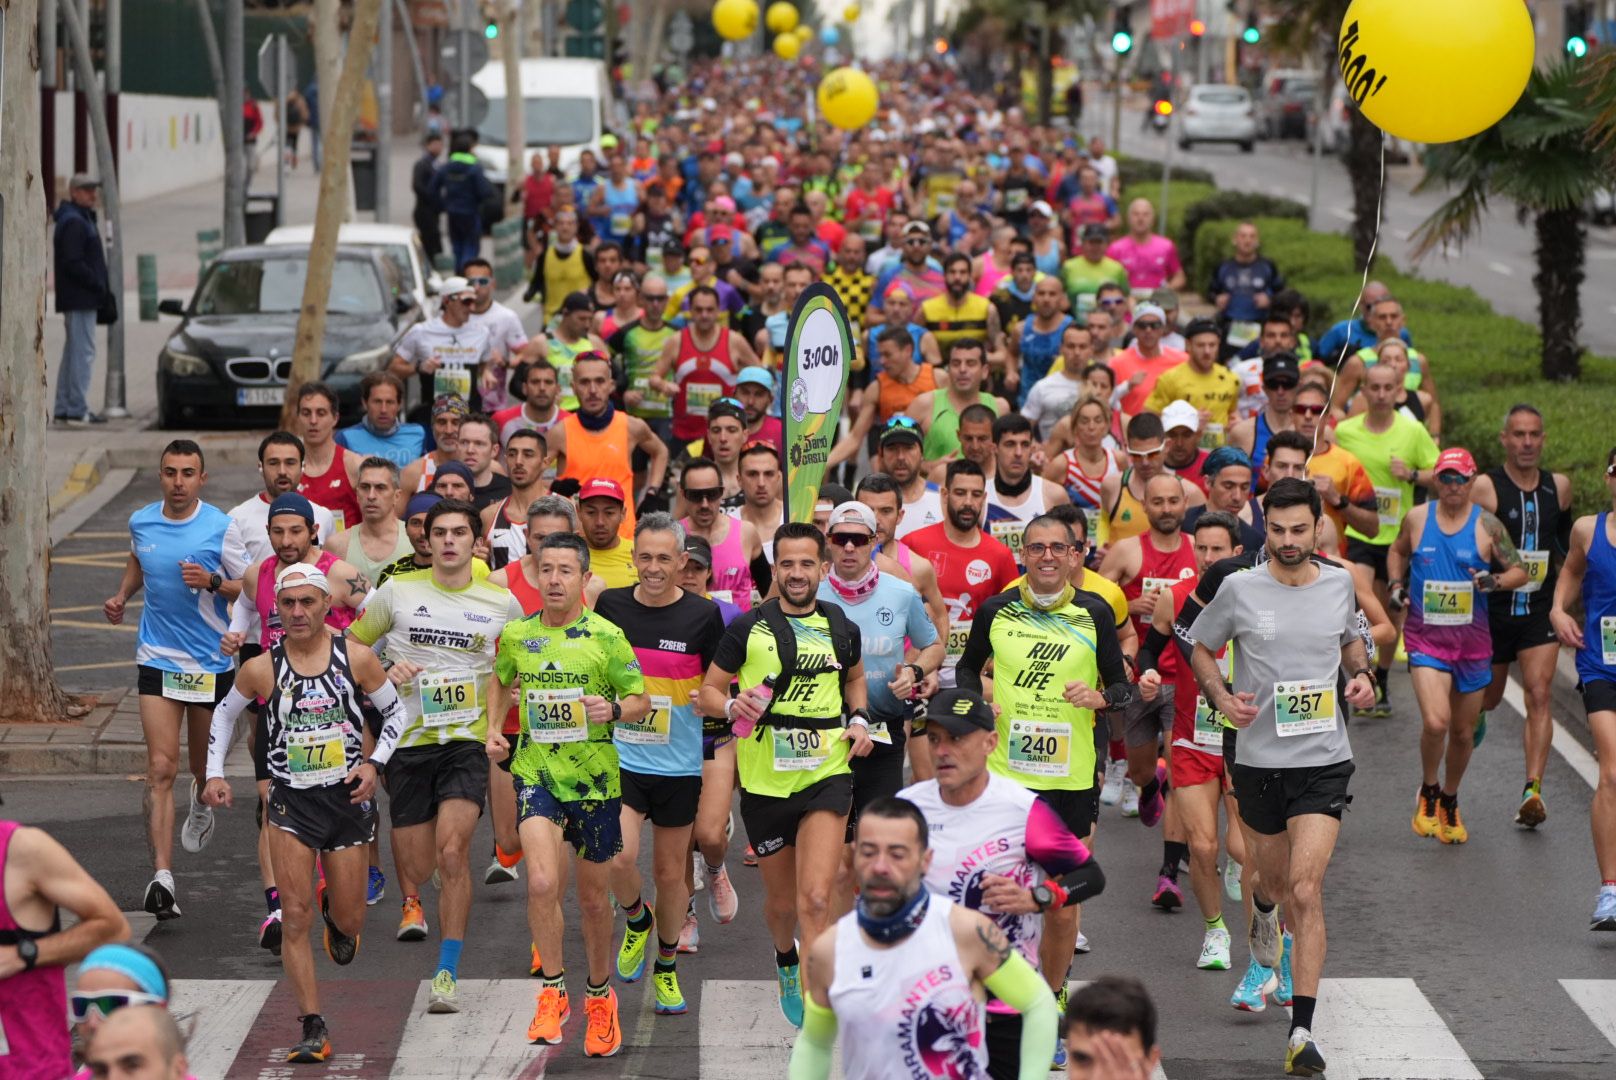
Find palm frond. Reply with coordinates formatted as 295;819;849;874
1408;175;1491;261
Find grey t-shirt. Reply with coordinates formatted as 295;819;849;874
1189;560;1358;769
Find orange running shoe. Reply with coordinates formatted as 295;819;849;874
527;986;570;1045
583;988;622;1057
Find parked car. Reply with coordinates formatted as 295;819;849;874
1177;84;1257;153
1257;70;1317;140
263;222;442;309
1321;82;1415;163
155;245;419;429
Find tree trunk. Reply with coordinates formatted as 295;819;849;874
1035;5;1053;127
313;0;342;126
1344;107;1381;270
190;0;244;247
281;0;384;429
1534;205;1585;382
500;1;525;199
0;0;73;723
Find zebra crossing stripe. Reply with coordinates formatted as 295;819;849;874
169;980;274;1078
1308;978;1483;1079
699;979;809;1079
1562;980;1616;1052
388;979;557;1078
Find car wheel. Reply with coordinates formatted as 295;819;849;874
1240;141;1255;154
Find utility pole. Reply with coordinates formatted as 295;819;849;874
223;0;246;243
106;0;120;172
457;0;472;129
375;0;393;221
394;0;433;120
41;0;57;207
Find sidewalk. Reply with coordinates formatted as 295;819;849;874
0;688;253;776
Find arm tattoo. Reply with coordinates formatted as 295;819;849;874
1480;511;1524;570
975;920;1013;966
347;573;370;599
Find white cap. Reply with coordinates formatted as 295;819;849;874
1029;199;1055;217
439;275;474;301
275;561;331;595
827;501;878;534
1161;400;1200;434
1132;303;1167;326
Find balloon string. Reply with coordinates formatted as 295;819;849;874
1308;129;1387;467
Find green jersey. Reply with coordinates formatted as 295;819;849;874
608;319;675;419
1333;412;1439;546
1059;256;1130;313
494;609;644;797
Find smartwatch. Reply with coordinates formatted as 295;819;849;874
1030;884;1056;913
610;700;623;723
17;936;38;971
906;663;925;686
207;571;223;593
366;756;386;772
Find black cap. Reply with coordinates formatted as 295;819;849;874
662;237;686;256
1183;316;1221;341
1080;222;1109;242
879;416;923;447
561;291;594;314
925;689;997;735
1262;351;1301;383
707;398;747;426
684;535;714;569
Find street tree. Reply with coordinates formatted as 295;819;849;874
0;0;74;723
497;0;526;200
190;0;247;247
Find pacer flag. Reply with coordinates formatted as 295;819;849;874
782;283;853;523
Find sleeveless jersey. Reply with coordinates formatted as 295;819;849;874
340;523;413;594
299;451;361;531
485;496;530;571
547;334;595;411
505;561;544;616
1575;512;1616;688
921;291;992;356
540;244;592;321
254;550;356;648
1167;576;1232;755
0;820;69;1076
896;482;945;540
1016;315;1072;405
1486;467;1563;619
923;391;997;462
1249;410;1279;486
672;326;738;441
827;896;988;1080
1404;504;1491;663
877;364;937;423
558;410;637;539
261;638;370;788
686;515;754;610
1123;532;1197;640
983;477;1049;567
1106;470;1150;544
1062;449;1120;544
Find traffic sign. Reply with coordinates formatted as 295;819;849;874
441;32;490;75
669;10;694;53
566;0;603;33
440;84;490;129
255;34;295;99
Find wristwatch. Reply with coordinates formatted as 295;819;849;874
906;663;925;686
17;936;38;971
1031;884;1057;913
1350;668;1377;687
365;756;386;772
610;700;623;723
207;571;223;593
1335;494;1349;511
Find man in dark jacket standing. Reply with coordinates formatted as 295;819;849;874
53;174;110;424
412;132;445;264
433;132;493;273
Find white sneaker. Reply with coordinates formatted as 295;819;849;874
1223;859;1243;902
678;911;700;953
143;870;181;920
1197;926;1232;970
1073;932;1091;954
1099;759;1127;805
692;851;706;892
179;778;215;853
1120;781;1141;818
484;855;518;885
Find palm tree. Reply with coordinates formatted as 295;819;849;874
1409;61;1614;382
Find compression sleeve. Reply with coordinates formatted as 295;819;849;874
366;679;407;766
787;995;839;1080
206;685;253;780
229;580;258;637
1137;625;1173;675
983;951;1059;1080
1025;798;1107;907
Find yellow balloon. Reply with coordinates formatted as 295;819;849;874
843;3;861;21
765;2;799;34
773;33;800;60
795;25;812;42
817;67;879;131
1338;0;1533;144
712;0;759;42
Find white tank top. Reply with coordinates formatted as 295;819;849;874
896;483;944;540
828;895;989;1080
983;476;1049;563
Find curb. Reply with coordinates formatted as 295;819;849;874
47;448;111;520
0;743;151;776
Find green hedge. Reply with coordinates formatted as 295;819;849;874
1116;154;1216;188
1178;192;1308;277
1193;219;1362;296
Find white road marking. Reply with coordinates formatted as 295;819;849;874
389;980;552;1078
1393;227;1411;241
169;979;276;1078
1308;978;1484;1079
1488;261;1515;276
1503;674;1599;789
1562;980;1616;1049
1328;207;1353;222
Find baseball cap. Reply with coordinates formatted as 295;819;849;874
1080;223;1109;242
1262;352;1302;384
879;415;924;447
827;501;877;535
708;398;748;426
708;224;735;244
275;562;331;595
735;368;776;396
925;689;996;736
711;196;737;214
561;291;595;314
1183;317;1221;341
1029;199;1055;218
433;460;475;490
70;173;101;190
1010;252;1037;269
724;151;744;167
438;276;475;302
267;492;316;525
661;237;686;257
1161;400;1201;434
901;220;932;239
1132;303;1166;327
432;394;470;419
1435;447;1478;478
684;535;714;569
405;492;442;518
578;478;626;504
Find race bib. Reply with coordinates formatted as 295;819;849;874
1226;321;1261;348
1602;616;1616;666
686;381;723;417
865;719;893;746
1007;719;1070;778
524;687;589;743
990;519;1024;559
610;211;634;237
330;509;347;532
616;693;672;745
418;671;480;728
1422;580;1474;626
1141;576;1181;595
1080;507;1102;544
1273;679;1337;737
1192;696;1224;747
710;589;735;605
1004;188;1029;213
434;365;472;402
1199;422;1225;451
772;727;828;771
161;670;216;703
1516;550;1548;595
946;620;971;656
286;725;347;789
1374;486;1402;527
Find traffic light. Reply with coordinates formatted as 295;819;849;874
484;20;499;39
1243;5;1261;44
1189;19;1206;37
1567;3;1592;58
1111;8;1134;54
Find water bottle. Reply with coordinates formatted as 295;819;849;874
731;674;775;739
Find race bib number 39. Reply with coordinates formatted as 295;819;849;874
1007;719;1070;778
419;671;480;728
286;726;347;788
1422;580;1474;626
616;694;672;745
524;687;589;743
1274;680;1337;737
161;670;216;703
946;621;971;656
772;727;827;771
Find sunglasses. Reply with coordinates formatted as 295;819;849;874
683;487;724;503
1127;443;1167;459
1134;321;1163;331
1292;403;1326;416
884;416;920;430
829;531;873;548
1099;297;1127;307
1436;471;1471;486
1264;378;1299;392
641;293;669;303
70;990;167;1023
1024;541;1075;558
465;276;492;286
690;257;710;266
903;237;930;245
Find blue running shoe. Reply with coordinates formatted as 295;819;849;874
777;963;804;1027
1592;888;1616;931
1231;955;1278;1012
366;866;386;906
1274;933;1294;1006
1051;1043;1067;1071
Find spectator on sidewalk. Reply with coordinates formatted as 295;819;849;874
53;173;110;426
412;133;445;265
283;89;309;169
434;132;494;272
302;79;322;171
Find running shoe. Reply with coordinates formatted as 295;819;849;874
397;896;428;942
1223;859;1243;903
527;986;569;1044
708;865;739;924
1274;933;1294;1006
286;1014;331;1064
1364;684;1392;719
1138;766;1168;827
1412;786;1441;838
583;988;622;1057
617;913;654;982
143;872;181;920
1073;932;1091;954
1438;799;1469;844
1591;889;1616;930
1099;759;1128;805
1231;956;1278;1012
1120;782;1140;818
258;910;283;956
678;911;700;953
654;968;687;1014
1249;905;1282;968
485;854;519;885
1472;711;1488;748
743;844;759;867
367;866;386;905
1050;1044;1067;1070
777;962;804;1027
1151;874;1183;912
1285;1027;1328;1076
179;778;216;854
691;851;706;892
1197;926;1232;970
1516;786;1547;829
427;968;459;1013
321;892;359;966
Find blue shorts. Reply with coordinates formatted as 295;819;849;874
515;781;622;863
1408;652;1492;695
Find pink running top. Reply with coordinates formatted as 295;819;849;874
0;820;71;1079
254;550;356;647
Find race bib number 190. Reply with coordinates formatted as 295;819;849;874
1273;680;1337;737
773;728;827;771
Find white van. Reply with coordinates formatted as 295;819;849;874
471;58;622;184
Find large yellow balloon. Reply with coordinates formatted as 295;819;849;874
713;0;759;42
794;24;812;42
765;2;799;34
1338;0;1533;144
843;4;861;21
817;67;879;131
773;33;800;60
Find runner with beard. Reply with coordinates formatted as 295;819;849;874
789;797;1059;1080
900;689;1107;1080
480;430;553;571
680;457;765;609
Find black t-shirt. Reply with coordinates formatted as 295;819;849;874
473;473;513;515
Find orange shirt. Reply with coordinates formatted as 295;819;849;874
1309;441;1376;553
558;410;636;539
1110;345;1188;417
877;365;938;423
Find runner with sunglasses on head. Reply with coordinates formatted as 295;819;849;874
68;944;188;1078
1099;412;1206;549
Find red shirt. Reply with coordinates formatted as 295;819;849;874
845;186;895;238
902;522;1020;624
1170;448;1211;496
1121;530;1197;640
1166;576;1226;748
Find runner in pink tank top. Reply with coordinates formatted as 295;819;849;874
683;515;754;610
254;551;356;647
0;819;71;1078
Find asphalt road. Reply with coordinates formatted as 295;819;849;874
1098;95;1616;359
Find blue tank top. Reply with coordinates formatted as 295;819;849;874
1404;504;1490;663
1016;315;1072;407
1576;512;1616;687
603;179;639;241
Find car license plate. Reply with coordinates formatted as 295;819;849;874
236;387;284;407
